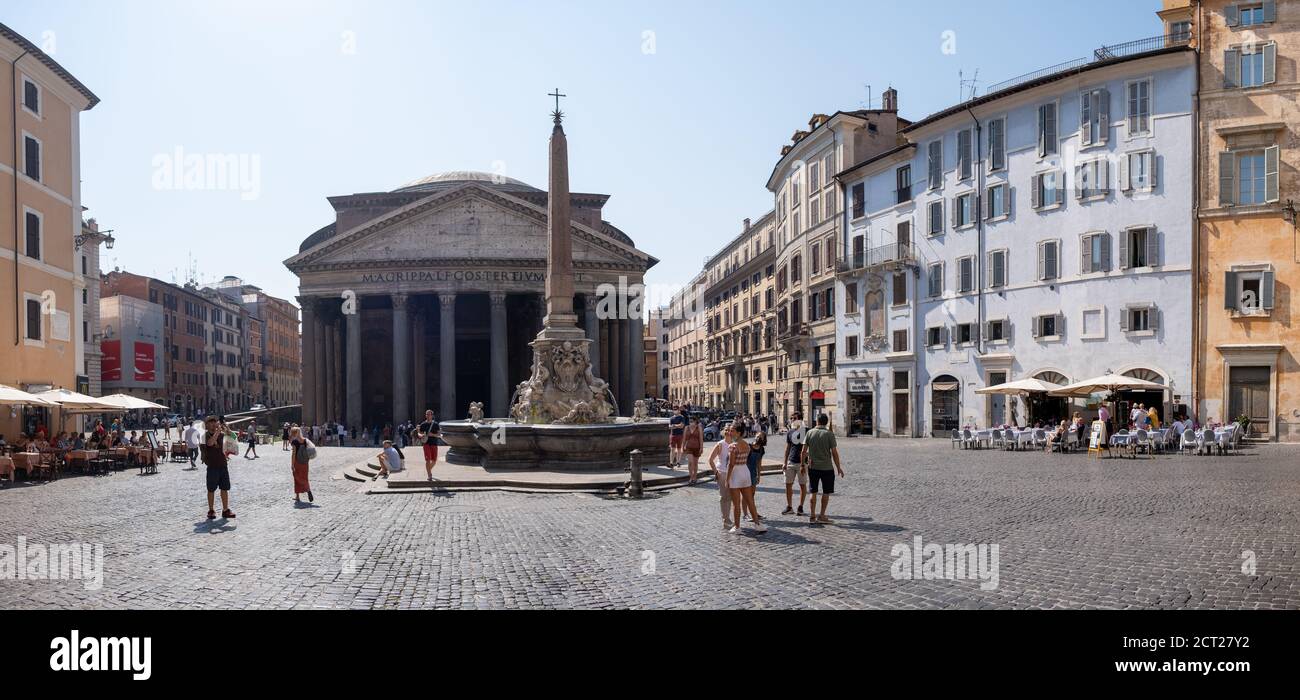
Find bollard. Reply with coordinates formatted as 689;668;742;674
627;449;644;499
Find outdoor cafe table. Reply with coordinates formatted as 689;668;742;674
1005;429;1038;450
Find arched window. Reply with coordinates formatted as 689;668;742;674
1122;368;1164;384
1034;370;1069;386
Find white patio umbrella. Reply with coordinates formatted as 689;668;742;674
1048;373;1167;397
975;378;1066;396
30;388;118;410
0;384;58;406
95;394;169;411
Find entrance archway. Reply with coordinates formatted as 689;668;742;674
931;375;960;435
1028;371;1069;426
1117;368;1166;428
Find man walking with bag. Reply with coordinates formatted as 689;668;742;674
201;416;236;521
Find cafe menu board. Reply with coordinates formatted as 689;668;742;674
1089;420;1105;450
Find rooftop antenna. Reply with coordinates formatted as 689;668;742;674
960;69;982;102
860;84;874;110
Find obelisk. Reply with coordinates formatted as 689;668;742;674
539;102;582;339
507;92;615;425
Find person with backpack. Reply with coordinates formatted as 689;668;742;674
244;419;259;460
201;416;236;521
286;424;310;502
289;425;314;503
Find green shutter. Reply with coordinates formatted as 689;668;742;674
1265;145;1279;203
1262;271;1275;310
1224;271;1238;309
1219;151;1236;206
1264;43;1276;85
1224;49;1240;88
1263;0;1276;23
1225;4;1240;27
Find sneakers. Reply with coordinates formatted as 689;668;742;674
781;506;794;515
221;509;236;519
752;519;768;533
722;522;733;532
727;526;741;534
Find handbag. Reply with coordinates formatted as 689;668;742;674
301;439;318;461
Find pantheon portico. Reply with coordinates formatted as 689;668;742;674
284;171;656;428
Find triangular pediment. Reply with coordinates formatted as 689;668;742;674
285;183;649;271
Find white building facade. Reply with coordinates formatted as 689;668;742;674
837;45;1197;437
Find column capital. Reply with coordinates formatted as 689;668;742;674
489;291;508;308
439;293;457;311
391;293;410;311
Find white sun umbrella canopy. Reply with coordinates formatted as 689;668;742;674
30;388;118;410
0;384;59;406
95;394;169;411
975;378;1066;396
1048;373;1167;397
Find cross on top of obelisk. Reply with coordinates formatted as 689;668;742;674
549;88;566;124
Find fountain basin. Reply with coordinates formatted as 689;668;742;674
441;418;671;470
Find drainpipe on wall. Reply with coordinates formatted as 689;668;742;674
967;106;985;357
11;49;29;347
1191;0;1203;423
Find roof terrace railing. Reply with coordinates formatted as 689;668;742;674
986;33;1190;96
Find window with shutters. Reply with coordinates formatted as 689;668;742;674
22;77;40;116
23;209;42;261
986;319;1007;343
1121;227;1157;269
1037;102;1058;157
1033;313;1062;340
23;134;41;181
26;297;42;342
988;118;1006;171
1225;42;1276;88
825;288;834;316
928;140;943;189
847;335;859;357
791;254;802;284
811;243;821;273
1170;20;1192;42
1220;146;1279;206
958;129;973;179
851;183;865;219
1124;150;1156;193
1037;240;1061;281
1080;232;1111;273
1033;170;1062;210
1079;88;1110;147
1234;2;1271;27
892;329;908;353
956;323;975;345
1238;151;1268;205
896;164;912;204
986;183;1009;220
892;272;907;306
958;256;975;293
1075;158;1110;201
825;236;835;271
988;249;1007;288
824;187;835;221
1126;79;1152;136
1122;306;1157;334
928;199;944;236
955;192;976;228
928;262;944;298
845;283;858;314
927;327;944;348
1227;265;1276;316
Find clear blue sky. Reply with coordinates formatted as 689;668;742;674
5;0;1164;304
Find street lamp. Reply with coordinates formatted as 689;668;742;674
74;228;115;251
1283;199;1298;229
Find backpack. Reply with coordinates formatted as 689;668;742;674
301;439;318;461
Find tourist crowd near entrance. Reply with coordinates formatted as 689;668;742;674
285;171;656;429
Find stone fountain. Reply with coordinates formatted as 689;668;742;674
439;99;668;470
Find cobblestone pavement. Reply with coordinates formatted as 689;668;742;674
1;438;1297;609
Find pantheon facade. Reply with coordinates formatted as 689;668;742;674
285;171;656;429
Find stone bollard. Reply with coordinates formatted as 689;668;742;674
627;449;644;499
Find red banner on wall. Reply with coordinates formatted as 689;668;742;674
134;342;156;382
102;340;122;382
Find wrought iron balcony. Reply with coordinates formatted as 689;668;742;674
835;242;916;275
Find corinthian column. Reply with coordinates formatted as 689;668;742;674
392;293;410;425
299;297;317;426
346;300;362;428
584;299;600;377
439;293;456;419
490;292;508;417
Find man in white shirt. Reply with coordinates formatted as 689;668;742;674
183;421;201;469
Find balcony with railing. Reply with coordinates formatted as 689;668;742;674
986;33;1191;95
836;242;917;276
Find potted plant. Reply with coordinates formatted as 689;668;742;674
1236;414;1252;436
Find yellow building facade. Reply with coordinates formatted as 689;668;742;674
0;25;99;437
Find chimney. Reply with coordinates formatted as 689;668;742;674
882;87;898;112
743;218;751;231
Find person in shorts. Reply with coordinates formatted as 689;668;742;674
782;412;808;516
201;416;235;520
668;408;687;466
416;410;440;480
801;413;843;525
